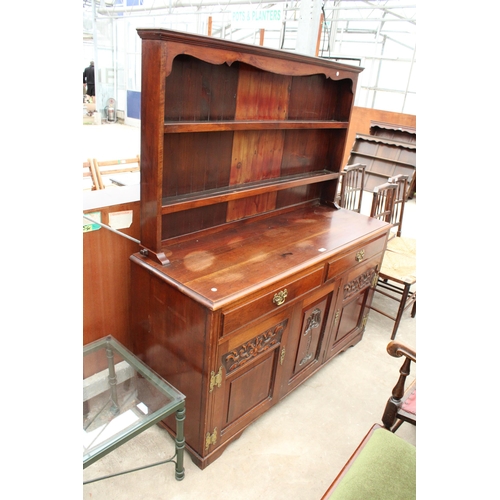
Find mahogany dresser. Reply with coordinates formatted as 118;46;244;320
129;29;391;469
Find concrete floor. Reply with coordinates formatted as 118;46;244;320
82;121;417;499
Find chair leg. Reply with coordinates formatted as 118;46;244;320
390;283;411;340
391;419;404;433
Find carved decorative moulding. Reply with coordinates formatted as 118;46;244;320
343;268;377;300
223;319;288;374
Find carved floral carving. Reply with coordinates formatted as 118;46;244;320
223;319;288;373
343;267;377;300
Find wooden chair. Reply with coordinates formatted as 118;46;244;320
320;424;416;499
387;174;408;238
369;181;416;339
337;163;366;213
320;341;416;499
369;181;397;223
382;341;416;432
371;247;416;340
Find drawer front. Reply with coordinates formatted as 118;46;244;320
222;267;324;336
326;235;386;282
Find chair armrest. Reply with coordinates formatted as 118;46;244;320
387;341;416;362
382;341;416;431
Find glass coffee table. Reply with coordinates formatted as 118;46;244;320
83;336;186;483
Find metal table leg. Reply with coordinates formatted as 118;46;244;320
175;404;186;481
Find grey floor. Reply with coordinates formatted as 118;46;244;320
82;121;417;500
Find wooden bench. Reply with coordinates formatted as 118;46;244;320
93;155;140;188
83;159;102;190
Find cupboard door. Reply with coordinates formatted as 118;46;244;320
280;288;334;398
210;309;290;452
324;261;379;362
293;297;328;372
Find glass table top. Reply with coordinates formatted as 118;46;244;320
83;336;185;467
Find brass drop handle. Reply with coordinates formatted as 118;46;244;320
355;249;365;262
273;289;288;306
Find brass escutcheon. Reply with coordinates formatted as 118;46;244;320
273;289;288;306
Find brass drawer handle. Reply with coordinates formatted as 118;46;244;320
355;250;365;262
273;289;288;306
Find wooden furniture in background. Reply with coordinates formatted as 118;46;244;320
369;181;416;339
370;173;408;238
370;121;416;145
370;235;416;340
128;28;392;469
83;201;141;348
343;108;415;169
92;156;141;188
348;133;416;195
83;159;103;190
382;341;416;432
370;182;398;224
387;174;408;237
337;163;366;213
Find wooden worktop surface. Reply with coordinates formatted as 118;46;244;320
131;203;389;310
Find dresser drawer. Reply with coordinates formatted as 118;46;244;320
222;267;324;336
326;235;386;281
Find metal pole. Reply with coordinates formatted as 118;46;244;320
113;17;118;116
106;343;120;414
92;0;100;114
175;405;186;481
402;43;416;113
83;215;141;245
296;0;323;56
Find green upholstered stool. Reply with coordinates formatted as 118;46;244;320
321;425;416;500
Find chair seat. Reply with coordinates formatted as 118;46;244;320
379;251;416;284
323;426;416;500
386;236;416;257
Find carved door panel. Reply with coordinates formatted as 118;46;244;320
209;308;290;454
279;288;334;398
323;260;379;362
